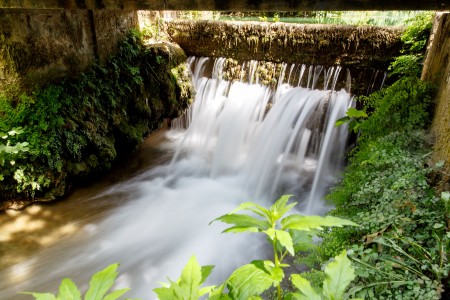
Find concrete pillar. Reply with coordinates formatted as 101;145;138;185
422;12;450;181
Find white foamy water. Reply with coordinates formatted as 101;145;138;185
0;57;351;299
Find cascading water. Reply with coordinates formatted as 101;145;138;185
0;57;351;299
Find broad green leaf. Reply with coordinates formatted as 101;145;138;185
290;230;316;252
199;286;216;297
270;194;296;221
84;263;119;300
222;226;259;234
282;215;358;231
270;266;285;285
102;288;130;300
227;263;274;299
58;278;81;300
208;283;229;300
20;293;57;300
179;255;202;300
275;229;294;256
335;116;350;127
322;250;356;300
200;265;214;284
229;202;269;218
214;214;270;232
346;108;368;118
153;287;174;299
290;274;321;300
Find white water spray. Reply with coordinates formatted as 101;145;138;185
0;57;351;299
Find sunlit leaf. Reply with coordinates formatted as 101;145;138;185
222;226;259;234
84;263;119;300
227;263;274;299
58;278;81;300
102;288;130;300
282;215;358;231
229;201;269;218
200;265;214;285
275;229;294;256
270;194;296;221
214;214;270;232
290;274;321;300
322;250;356;300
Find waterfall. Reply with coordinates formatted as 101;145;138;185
0;57;351;300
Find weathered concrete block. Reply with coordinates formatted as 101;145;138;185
0;9;138;90
0;9;95;90
423;12;450;182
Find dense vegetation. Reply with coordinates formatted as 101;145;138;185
300;12;449;299
0;31;191;206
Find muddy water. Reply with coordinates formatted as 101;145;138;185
0;129;172;271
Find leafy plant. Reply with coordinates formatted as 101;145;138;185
23;264;132;300
154;255;215;300
334;107;368;132
290;250;362;300
210;195;358;299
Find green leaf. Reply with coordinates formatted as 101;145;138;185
153;286;173;300
200;265;214;285
227;263;274;299
290;274;321;300
84;263;119;300
346;108;368;118
222;226;260;234
335;116;351;127
179;255;202;299
102;288;130;300
214;214;271;232
229;201;269;218
270;194;296;221
322;250;356;300
58;278;81;300
275;229;294;256
290;230;316;252
20;293;57;300
282;215;358;231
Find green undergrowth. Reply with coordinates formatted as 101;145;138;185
0;30;191;203
301;12;449;300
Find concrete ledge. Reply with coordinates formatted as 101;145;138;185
166;20;403;69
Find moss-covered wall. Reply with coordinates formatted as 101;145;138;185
166;20;403;69
0;36;193;210
0;9;137;91
166;20;402;95
422;12;450;187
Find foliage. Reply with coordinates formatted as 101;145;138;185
203;195;357;299
0;30;190;202
389;12;433;78
309;12;448;299
290;250;362;300
154;256;215;300
357;76;434;142
0;127;29;181
23;264;132;300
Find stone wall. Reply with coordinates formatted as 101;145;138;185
422;12;450;185
0;9;137;90
165;20;402;95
